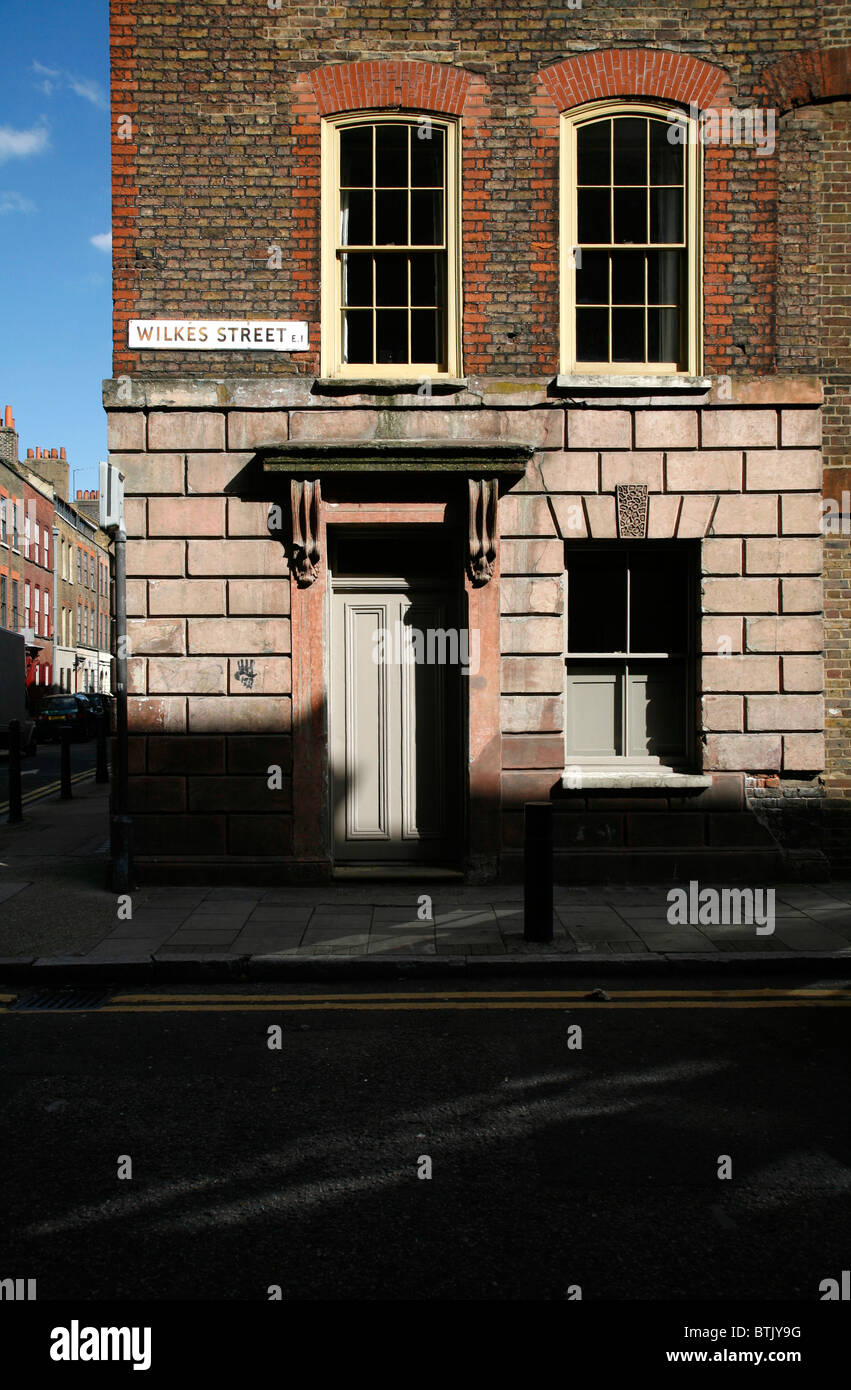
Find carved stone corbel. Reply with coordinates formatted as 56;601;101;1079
468;477;498;586
290;477;321;586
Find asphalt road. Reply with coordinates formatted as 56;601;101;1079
0;737;99;810
1;975;848;1303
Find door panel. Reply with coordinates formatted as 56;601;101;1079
401;599;449;842
331;582;461;863
343;602;391;841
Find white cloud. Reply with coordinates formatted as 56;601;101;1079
0;191;36;215
31;60;61;96
90;231;112;253
30;61;107;109
0;123;50;163
69;77;108;109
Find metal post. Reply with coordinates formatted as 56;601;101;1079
524;802;553;943
8;720;23;824
111;520;133;891
95;711;109;783
60;728;72;799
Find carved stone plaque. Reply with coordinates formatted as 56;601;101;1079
616;483;648;539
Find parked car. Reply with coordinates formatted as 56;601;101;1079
33;694;96;742
84;692;114;721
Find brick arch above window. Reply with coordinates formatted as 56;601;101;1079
291;60;493;376
757;45;851;112
310;61;474;117
537;49;731;113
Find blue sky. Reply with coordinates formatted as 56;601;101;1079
0;0;109;496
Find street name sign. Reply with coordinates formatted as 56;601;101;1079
128;319;309;350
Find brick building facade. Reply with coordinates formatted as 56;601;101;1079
106;0;850;883
1;415;55;687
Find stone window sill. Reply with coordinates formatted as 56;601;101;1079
313;377;469;396
562;767;712;790
555;374;712;395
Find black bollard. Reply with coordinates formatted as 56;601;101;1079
60;728;73;800
7;720;23;824
95;712;109;783
110;814;134;893
524;802;553;943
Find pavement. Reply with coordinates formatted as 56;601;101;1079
1;778;850;980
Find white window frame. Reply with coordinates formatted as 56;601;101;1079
560;99;702;377
564;542;698;773
320;112;462;380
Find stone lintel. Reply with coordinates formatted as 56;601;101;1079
257;441;534;474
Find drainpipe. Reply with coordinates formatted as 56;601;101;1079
110;516;132;891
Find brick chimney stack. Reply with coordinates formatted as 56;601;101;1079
0;404;19;464
26;439;70;500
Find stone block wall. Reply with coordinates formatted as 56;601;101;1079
108;376;827;879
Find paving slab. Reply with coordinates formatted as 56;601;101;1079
2;781;851;978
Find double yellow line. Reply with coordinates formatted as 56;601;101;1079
7;987;846;1014
0;766;96;815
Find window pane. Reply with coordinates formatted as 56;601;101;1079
410;252;439;306
376;124;408;186
629;552;688;653
576;307;609;361
647;250;681;304
577;120;610;185
410;190;442;245
578;188;610;243
613;117;647;184
341;253;372;307
614;188;646;243
648;307;680;362
340;126;372;186
612;308;645;362
343;311;373;363
649;119;683;184
411;125;444;186
341;189;372;245
611;251;645;305
576;249;608;304
376;190;407;245
568;556;627;651
376;252;407;307
650;186;683;243
411;310;440;363
628;667;685;758
376;309;408;364
567;667;622;758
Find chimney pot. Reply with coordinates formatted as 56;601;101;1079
35;447;41;457
27;448;34;458
4;405;12;427
51;448;58;458
60;447;66;459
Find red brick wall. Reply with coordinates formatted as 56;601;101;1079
111;1;829;380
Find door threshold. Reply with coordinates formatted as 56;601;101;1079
333;865;465;881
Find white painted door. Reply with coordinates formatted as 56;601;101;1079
330;548;462;864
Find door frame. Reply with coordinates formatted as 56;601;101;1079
326;525;467;870
288;495;502;883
